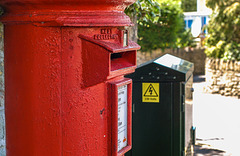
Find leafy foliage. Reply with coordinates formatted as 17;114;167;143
181;0;197;12
176;28;197;48
125;0;196;52
205;0;240;60
125;0;161;23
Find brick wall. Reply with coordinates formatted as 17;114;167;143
137;47;206;75
0;23;5;155
204;58;240;98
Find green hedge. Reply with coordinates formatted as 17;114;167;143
205;0;240;61
126;0;196;52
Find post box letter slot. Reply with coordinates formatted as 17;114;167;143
111;51;136;71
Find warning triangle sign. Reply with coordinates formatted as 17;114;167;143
144;84;158;97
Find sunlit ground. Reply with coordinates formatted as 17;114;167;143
193;75;240;156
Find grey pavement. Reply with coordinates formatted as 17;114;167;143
193;75;240;156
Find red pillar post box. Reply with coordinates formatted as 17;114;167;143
0;1;140;155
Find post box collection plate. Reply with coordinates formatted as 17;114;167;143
110;78;132;156
117;85;128;151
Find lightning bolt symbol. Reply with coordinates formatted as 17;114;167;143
149;87;153;95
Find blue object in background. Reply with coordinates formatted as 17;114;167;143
184;19;194;29
188;20;193;29
202;16;207;33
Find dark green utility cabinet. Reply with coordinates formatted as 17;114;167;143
125;54;194;156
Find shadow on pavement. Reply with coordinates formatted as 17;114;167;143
194;143;226;156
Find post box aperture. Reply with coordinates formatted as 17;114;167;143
77;27;139;87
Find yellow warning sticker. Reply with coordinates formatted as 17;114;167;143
142;83;160;103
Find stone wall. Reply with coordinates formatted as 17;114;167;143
205;58;240;98
0;23;5;155
137;47;206;75
128;14;138;43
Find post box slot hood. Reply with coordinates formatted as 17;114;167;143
78;34;140;53
79;34;140;88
